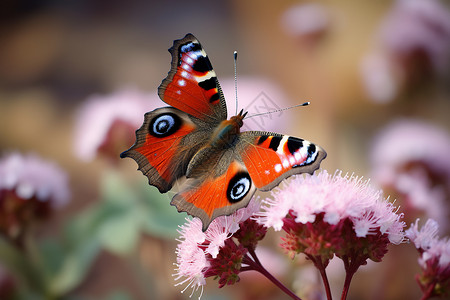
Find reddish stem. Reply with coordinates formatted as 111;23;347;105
307;254;333;300
340;254;363;300
419;281;436;300
242;252;302;300
341;268;355;300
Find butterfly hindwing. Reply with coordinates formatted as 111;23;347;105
238;131;327;190
158;33;227;122
171;147;255;231
120;107;210;193
168;130;326;231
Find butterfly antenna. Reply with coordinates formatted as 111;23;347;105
245;102;311;119
234;50;238;116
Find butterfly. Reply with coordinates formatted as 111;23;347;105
121;33;327;231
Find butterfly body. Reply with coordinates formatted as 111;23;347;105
121;34;327;230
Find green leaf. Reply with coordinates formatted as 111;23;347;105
100;172;186;240
97;208;141;255
104;291;133;300
0;237;44;294
47;237;99;296
136;181;187;238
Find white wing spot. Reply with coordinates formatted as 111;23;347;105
186;57;193;64
195;70;217;82
289;156;295;165
282;159;289;168
300;146;308;157
181;71;188;78
178;79;186;86
277;136;290;155
275;164;282;173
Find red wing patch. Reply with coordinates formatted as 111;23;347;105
158;33;226;122
133;124;195;183
171;160;255;231
239;133;327;190
120;108;200;193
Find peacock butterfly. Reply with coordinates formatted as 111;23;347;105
121;33;327;231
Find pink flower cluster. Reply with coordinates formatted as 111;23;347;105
371;119;450;231
0;153;69;207
74;88;155;162
258;170;406;299
280;3;330;44
406;219;450;299
174;170;407;300
0;153;69;239
259;170;405;246
361;0;450;102
379;0;450;74
174;199;263;298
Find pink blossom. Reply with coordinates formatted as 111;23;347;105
259;170;405;299
205;217;237;259
370;119;450;231
361;0;450;102
0;152;70;239
174;218;207;298
379;0;450;74
260;170;405;245
406;219;439;250
406;218;450;298
173;198;262;298
360;51;399;103
280;3;331;41
74;87;155;161
0;152;69;207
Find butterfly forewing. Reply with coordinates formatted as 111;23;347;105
238;132;327;190
158;33;227;122
120;107;210;193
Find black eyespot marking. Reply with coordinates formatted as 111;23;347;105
209;93;220;103
258;135;269;145
307;144;316;156
193;56;213;73
149;113;181;138
198;77;217;90
227;172;251;203
287;137;304;155
269;136;282;152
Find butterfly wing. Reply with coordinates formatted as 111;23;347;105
121;33;228;193
158;33;227;122
170;131;326;231
238;132;327;190
171;146;255;231
120;107;211;193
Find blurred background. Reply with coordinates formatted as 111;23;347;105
0;0;449;299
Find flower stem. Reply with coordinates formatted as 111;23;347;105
306;254;333;300
243;251;302;300
419;281;436;300
341;268;354;300
340;254;362;300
